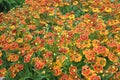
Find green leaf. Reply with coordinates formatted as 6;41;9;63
0;0;3;3
102;74;114;80
89;31;99;40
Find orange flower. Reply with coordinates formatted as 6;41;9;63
46;38;54;45
80;34;89;41
56;55;66;63
9;42;19;50
108;53;118;62
16;64;24;71
107;65;118;73
83;49;95;61
69;66;78;75
70;53;82;62
24;34;33;42
107;40;117;47
116;44;120;52
60;74;69;80
59;47;69;54
92;39;100;47
24;54;31;63
9;64;24;78
93;64;103;73
2;43;10;50
43;51;52;59
93;46;108;56
28;24;36;30
114;71;120;80
23;43;31;51
90;74;101;80
34;59;45;70
7;54;19;62
0;68;6;78
96;57;106;67
82;66;91;76
53;67;62;76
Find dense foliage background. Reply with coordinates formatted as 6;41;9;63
0;0;120;80
0;0;24;13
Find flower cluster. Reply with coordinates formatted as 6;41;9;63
0;0;120;80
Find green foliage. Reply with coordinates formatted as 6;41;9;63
0;0;25;13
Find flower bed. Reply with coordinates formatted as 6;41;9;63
0;0;120;80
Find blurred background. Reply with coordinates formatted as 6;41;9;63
0;0;25;13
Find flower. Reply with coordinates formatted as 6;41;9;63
96;57;106;67
54;60;62;68
2;43;10;50
82;66;91;76
69;66;78;75
92;8;100;13
114;71;120;80
92;39;100;47
34;59;45;70
60;74;69;80
108;53;118;62
0;50;2;57
16;38;23;43
93;64;103;73
56;55;66;63
70;53;82;62
90;75;101;80
107;65;118;73
53;67;62;76
93;46;108;56
83;49;95;61
105;7;112;12
0;68;6;78
107;40;117;47
7;54;19;62
9;64;24;78
73;1;78;5
69;14;75;20
24;55;31;63
9;42;19;50
80;34;89;41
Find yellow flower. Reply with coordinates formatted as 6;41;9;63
84;19;90;23
16;38;23;43
83;8;89;12
10;25;15;30
73;1;78;5
0;50;2;57
100;30;109;35
105;7;112;12
96;57;106;67
53;3;58;7
113;20;119;25
92;39;100;47
70;53;82;62
92;8;100;13
54;26;62;32
6;36;15;43
69;14;75;20
54;60;62;68
49;11;54;16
